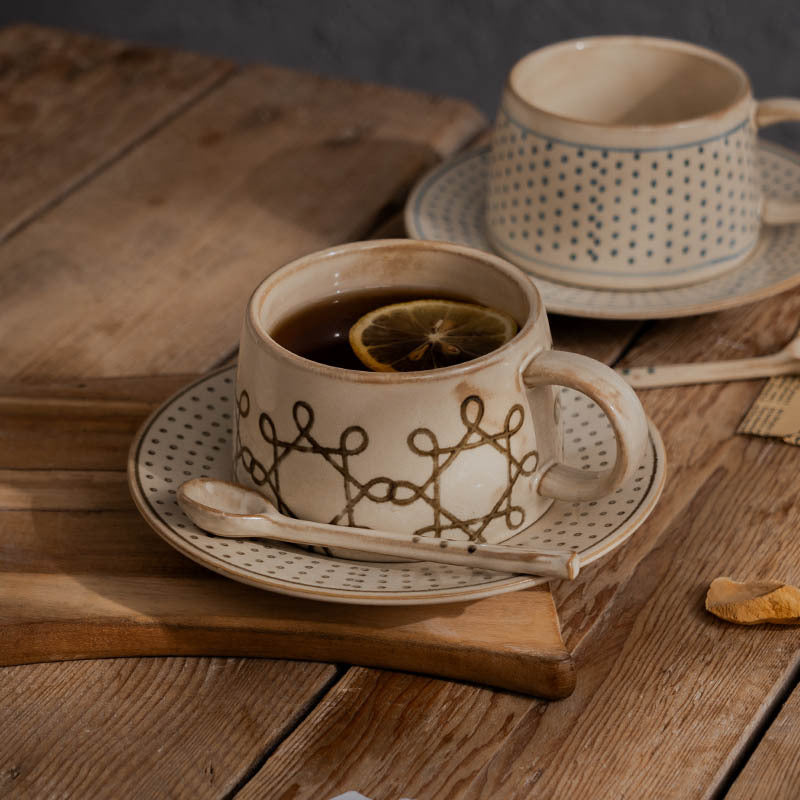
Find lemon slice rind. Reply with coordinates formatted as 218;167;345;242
349;299;518;373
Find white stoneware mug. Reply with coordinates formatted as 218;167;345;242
486;36;800;290
234;239;649;551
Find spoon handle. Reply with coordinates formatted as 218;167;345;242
183;507;578;580
619;353;798;389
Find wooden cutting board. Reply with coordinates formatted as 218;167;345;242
3;575;574;699
0;377;575;699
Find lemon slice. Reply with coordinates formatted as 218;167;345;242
349;299;518;372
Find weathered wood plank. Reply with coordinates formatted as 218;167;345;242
553;286;800;655
0;469;130;510
0;373;198;404
0;376;198;472
245;287;800;798
0;64;484;382
0;397;150;470
549;314;643;364
236;667;532;800
726;679;800;800
0;656;337;799
0;24;232;240
2;569;572;697
0;510;205;576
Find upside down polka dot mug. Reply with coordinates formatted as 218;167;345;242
234;239;649;556
486;36;800;290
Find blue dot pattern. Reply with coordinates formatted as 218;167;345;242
485;108;761;281
406;142;800;319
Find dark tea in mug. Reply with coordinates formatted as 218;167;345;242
270;287;498;371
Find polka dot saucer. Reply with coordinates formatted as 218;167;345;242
405;141;800;319
128;366;666;606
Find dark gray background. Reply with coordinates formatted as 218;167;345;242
2;0;800;145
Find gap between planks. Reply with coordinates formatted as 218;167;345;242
0;23;240;243
221;666;349;800
712;657;800;800
0;66;237;246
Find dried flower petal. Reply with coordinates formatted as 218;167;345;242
706;577;800;625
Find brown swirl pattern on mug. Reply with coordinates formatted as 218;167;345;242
234;390;539;542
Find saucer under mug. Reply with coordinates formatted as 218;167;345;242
128;366;666;606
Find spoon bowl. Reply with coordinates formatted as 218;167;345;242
181;478;272;517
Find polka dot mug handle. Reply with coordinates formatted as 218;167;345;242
523;350;650;502
757;99;800;224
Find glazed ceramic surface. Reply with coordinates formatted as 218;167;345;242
235;240;649;552
486;36;800;290
128;366;666;605
406;142;800;319
621;330;800;389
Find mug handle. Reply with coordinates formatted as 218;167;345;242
522;350;650;502
756;99;800;224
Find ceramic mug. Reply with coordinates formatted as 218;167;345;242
486;36;800;290
234;239;649;553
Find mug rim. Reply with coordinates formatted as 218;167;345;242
506;35;753;131
245;239;543;384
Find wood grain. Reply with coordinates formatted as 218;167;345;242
236;667;533;800
549;315;643;365
0;24;232;240
2;564;573;697
0;375;196;471
8;23;799;800
0;656;337;799
0;63;484;381
727;680;800;799
552;291;800;650
0;394;149;470
0;509;205;576
0;373;198;404
0;469;131;510
462;441;800;798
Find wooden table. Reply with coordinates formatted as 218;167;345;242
2;24;800;799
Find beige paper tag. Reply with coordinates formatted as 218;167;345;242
738;375;800;442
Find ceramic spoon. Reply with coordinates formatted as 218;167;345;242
619;332;800;389
177;478;580;580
